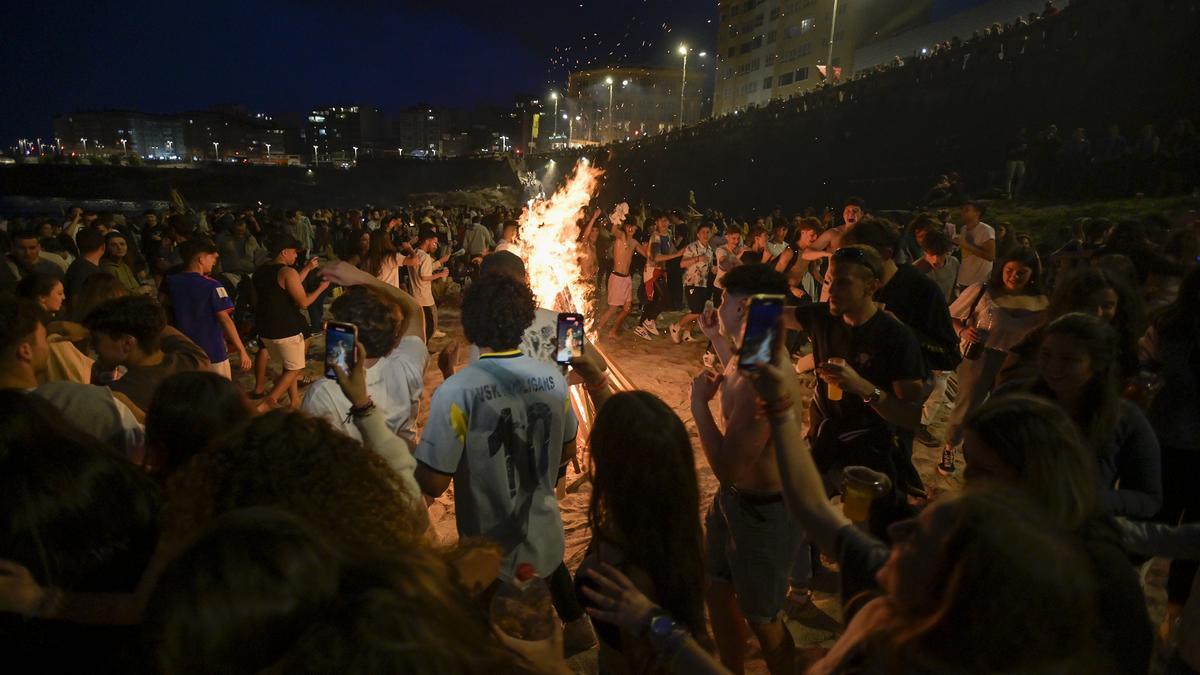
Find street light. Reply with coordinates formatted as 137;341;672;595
119;139;127;154
352;145;359;162
264;142;271;157
81;138;88;154
826;0;841;83
550;91;559;137
605;76;615;143
312;145;319;165
212;141;220;160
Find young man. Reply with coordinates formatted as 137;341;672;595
304;261;428;446
63;227;105;301
783;245;927;490
83;295;210;411
215;217;264;287
162;240;251;379
843;220;959;496
468;251;583;365
405;230;449;341
953;200;996;293
415;273;594;652
692;264;801;675
633;212;683;340
594;217;643;338
5;231;65;281
713;228;744;293
802;197;865;263
462;216;495;264
494;220;519;253
670;223;715;343
251;235;330;409
913;228;959;301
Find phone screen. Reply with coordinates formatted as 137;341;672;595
737;295;785;371
325;322;357;380
555;313;585;365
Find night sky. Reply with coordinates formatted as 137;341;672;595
1;0;985;144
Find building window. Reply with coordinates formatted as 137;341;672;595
795;66;809;81
755;13;764;27
769;7;781;20
799;42;812;57
752;35;763;49
800;17;815;33
767;30;777;43
740;42;752;54
779;72;795;85
763;76;773;89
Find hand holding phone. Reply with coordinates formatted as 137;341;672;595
737;294;785;372
556;313;585;365
325;321;358;381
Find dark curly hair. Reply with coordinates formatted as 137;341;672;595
461;272;535;351
145;371;254;482
160;410;427;558
329;287;402;359
83;295;167;352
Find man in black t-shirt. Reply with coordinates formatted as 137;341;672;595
785;245;927;491
843;219;959;488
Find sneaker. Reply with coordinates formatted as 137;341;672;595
633;326;653;341
702;351;717;369
641;319;660;336
682;331;696;343
937;446;956;476
562;616;598;655
669;323;682;343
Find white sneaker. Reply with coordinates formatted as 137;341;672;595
641;319;660;336
702;351;717;369
633;326;653;341
669;323;682;344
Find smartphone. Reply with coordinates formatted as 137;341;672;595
737;294;786;371
555;313;585;365
324;321;358;380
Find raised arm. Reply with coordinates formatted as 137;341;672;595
321;260;425;341
281;261;331;310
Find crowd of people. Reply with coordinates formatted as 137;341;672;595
0;184;1197;675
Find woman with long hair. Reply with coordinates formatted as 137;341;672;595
1140;265;1200;622
143;371;255;483
364;229;404;287
146;508;522;675
1032;312;1162;519
962;394;1154;674
100;231;146;294
15;271;65;317
576;391;708;674
63;270;126;323
941;246;1048;474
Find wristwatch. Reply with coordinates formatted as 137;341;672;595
645;612;683;639
862;387;883;405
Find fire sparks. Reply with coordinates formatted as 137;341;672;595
513;159;603;329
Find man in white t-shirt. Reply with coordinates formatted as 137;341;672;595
669;223;715;343
304;262;429;446
494;221;519;253
404;231;449;341
953;200;996;291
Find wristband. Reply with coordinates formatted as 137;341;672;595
583;374;610;392
345;399;376;423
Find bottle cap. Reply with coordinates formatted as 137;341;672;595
515;563;536;581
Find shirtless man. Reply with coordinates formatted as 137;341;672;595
802;197;865;263
692;263;800;675
594;211;643;338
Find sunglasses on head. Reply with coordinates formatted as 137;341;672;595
832;246;881;279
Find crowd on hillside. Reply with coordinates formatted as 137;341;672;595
0;182;1198;675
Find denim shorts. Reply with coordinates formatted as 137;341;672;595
705;485;802;623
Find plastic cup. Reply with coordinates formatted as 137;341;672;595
842;466;887;523
826;357;846;401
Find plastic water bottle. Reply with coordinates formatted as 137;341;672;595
490;562;556;642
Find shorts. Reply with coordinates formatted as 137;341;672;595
263;333;306;371
705;485;801;623
607;272;632;306
209;359;232;380
685;285;712;314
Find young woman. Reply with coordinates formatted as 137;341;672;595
100;231;146;294
575;391;708;675
15;271;65;317
1033;312;1162;519
363;229;404;288
942;247;1048;474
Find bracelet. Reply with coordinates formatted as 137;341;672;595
583;374;610;392
345;399;376;423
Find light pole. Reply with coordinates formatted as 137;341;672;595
119;138;127;155
352;145;359;163
165;140;173;157
212;141;220;160
550;92;559;138
564;113;571;146
264;142;271;157
81;138;88;154
826;0;841;83
312;144;319;165
605;76;614;143
54;137;61;153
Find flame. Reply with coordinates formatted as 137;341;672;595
513;160;603;330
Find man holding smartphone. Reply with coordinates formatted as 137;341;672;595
691;264;801;675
